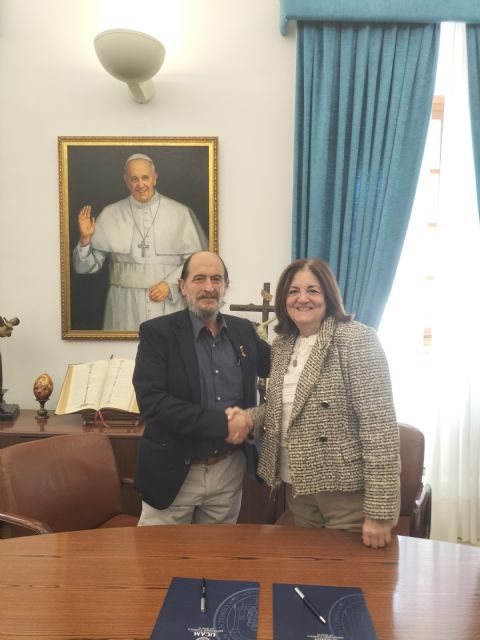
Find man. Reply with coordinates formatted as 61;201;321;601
72;153;208;330
133;251;270;525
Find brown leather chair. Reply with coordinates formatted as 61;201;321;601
392;422;431;538
237;472;287;524
275;422;432;538
0;433;138;538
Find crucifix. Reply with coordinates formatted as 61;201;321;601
138;239;149;258
229;282;275;337
229;283;275;403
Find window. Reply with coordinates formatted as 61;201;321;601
419;95;444;349
379;22;480;545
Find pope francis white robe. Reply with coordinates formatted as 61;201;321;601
72;191;208;330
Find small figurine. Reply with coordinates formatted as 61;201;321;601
33;373;54;418
0;315;20;421
0;316;19;338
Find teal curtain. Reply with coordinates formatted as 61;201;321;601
292;22;439;328
466;24;480;217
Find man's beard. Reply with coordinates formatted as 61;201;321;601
188;295;224;321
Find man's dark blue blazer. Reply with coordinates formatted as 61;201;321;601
133;309;271;510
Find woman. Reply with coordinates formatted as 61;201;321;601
227;258;400;547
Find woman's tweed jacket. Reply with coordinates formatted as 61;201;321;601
250;316;400;521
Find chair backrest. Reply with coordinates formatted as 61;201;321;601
0;433;123;536
398;422;425;516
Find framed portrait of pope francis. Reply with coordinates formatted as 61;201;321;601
58;136;217;340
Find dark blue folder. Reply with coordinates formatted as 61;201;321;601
151;576;260;639
273;583;378;640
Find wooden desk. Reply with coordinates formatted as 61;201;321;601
0;525;478;639
0;409;142;472
0;409;143;516
0;411;286;524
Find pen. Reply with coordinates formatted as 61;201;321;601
294;587;326;625
201;577;207;613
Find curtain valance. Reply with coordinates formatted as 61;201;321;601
280;0;480;35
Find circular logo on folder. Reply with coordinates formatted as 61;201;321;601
329;593;376;639
213;587;259;640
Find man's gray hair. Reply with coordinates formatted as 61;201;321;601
124;153;156;174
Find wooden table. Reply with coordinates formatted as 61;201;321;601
0;524;478;639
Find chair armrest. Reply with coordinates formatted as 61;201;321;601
410;483;432;538
415;482;431;510
0;511;53;535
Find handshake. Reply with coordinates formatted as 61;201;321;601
225;407;253;445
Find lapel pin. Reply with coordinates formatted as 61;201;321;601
239;345;247;358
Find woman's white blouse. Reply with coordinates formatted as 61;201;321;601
279;333;318;483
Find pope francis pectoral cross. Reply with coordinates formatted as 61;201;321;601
138;239;149;257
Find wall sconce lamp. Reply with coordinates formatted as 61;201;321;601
94;29;166;103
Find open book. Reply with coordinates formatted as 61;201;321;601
55;358;139;423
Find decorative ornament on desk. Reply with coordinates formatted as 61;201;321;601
33;373;53;418
0;315;20;421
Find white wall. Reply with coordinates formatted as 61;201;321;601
0;0;295;409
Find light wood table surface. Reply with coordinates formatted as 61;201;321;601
0;524;478;639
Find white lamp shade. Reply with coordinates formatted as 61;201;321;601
94;29;166;103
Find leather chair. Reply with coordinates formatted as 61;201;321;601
237;472;287;524
0;433;139;538
392;422;432;538
274;422;432;538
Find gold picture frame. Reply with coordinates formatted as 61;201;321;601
59;136;218;340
